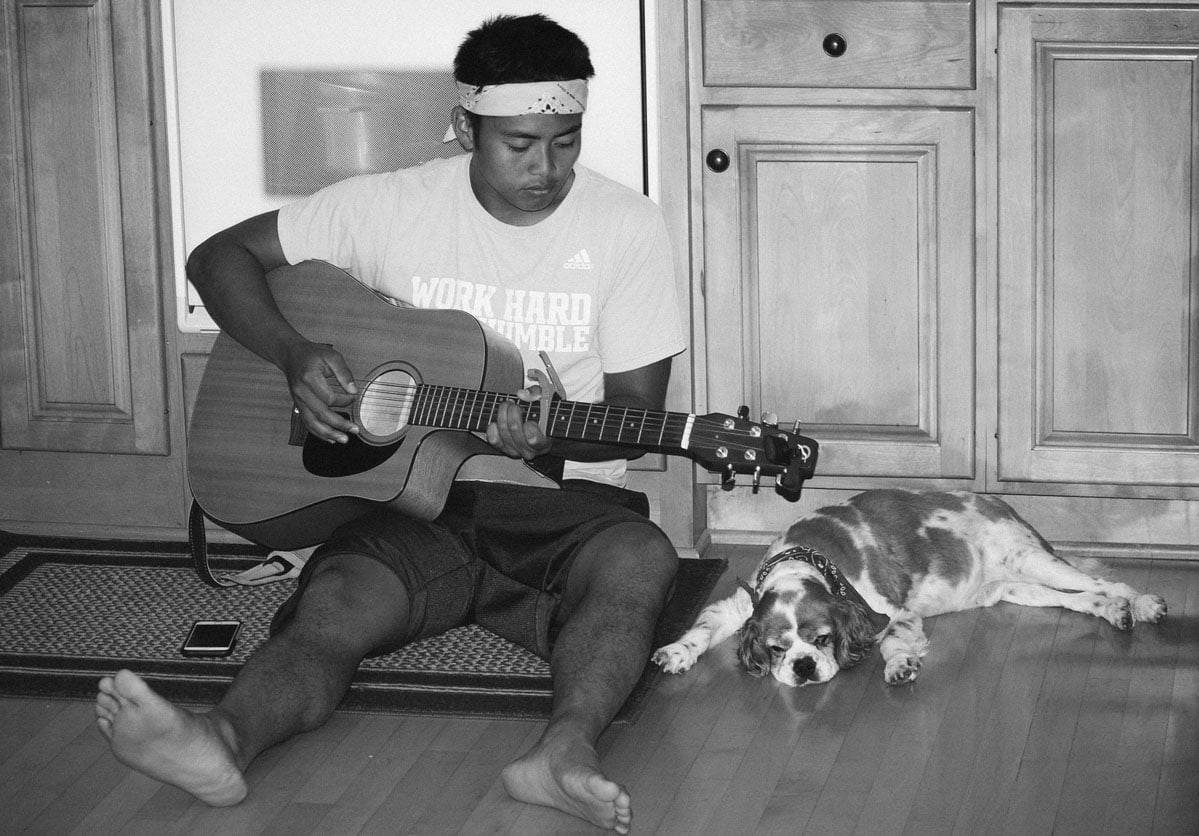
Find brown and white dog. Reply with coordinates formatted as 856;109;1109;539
653;490;1167;687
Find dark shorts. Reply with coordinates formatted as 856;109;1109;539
270;479;659;659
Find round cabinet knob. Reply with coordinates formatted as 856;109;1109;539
822;33;847;57
706;148;730;173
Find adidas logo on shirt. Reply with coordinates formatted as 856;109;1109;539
563;249;593;270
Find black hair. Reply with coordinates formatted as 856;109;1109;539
453;13;595;86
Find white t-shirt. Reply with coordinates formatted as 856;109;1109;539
277;154;687;486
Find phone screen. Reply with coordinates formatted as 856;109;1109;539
181;620;241;656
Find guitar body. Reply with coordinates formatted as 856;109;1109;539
187;261;551;549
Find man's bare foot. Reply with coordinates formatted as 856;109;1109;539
95;669;247;806
500;727;632;833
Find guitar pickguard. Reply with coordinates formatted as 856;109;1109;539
302;432;404;478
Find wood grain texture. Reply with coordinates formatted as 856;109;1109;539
701;105;975;480
0;0;168;455
701;0;974;89
0;545;1196;833
997;4;1199;491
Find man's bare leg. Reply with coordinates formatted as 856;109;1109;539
94;555;411;804
501;522;678;834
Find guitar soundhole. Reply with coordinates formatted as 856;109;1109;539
356;364;418;445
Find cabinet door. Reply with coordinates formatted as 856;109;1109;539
0;0;185;535
0;0;167;455
701;106;975;480
997;6;1199;492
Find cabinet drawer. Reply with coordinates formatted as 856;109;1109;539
702;0;974;89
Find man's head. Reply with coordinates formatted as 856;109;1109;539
454;13;594;92
449;14;595;225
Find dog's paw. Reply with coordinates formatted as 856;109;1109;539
652;643;697;674
1132;594;1167;624
1101;597;1134;631
884;654;921;685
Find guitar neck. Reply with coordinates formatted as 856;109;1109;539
410;384;692;453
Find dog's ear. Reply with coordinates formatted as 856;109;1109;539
737;617;773;678
832;600;880;669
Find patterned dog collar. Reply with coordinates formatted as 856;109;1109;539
754;545;890;630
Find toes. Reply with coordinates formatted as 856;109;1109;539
97;675;119;698
652;645;692;674
96;691;120;717
884;657;920;685
1107;598;1133;631
613;788;632;834
113;668;156;701
1134;594;1167;624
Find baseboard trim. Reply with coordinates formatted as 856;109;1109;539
1053;541;1199;562
707;533;1199;562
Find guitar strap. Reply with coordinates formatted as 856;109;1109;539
188;500;313;588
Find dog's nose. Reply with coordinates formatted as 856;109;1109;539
794;656;817;681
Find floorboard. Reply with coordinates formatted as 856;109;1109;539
1;547;1196;834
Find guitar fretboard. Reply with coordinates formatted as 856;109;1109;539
410;384;692;452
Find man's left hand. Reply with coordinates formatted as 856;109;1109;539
487;386;552;460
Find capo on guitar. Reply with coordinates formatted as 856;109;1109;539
528;351;568;435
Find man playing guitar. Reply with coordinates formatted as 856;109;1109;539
94;14;685;834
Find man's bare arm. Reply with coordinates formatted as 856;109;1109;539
186;211;359;444
186;211;291;362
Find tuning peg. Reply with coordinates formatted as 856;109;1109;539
721;465;736;491
792;419;803;433
737;405;750;420
751;466;761;494
761;411;778;427
776;465;806;501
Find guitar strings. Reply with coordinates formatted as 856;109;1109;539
342;378;778;451
349;379;767;441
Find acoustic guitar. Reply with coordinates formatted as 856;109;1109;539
187;261;818;549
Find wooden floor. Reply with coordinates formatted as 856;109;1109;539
2;545;1197;835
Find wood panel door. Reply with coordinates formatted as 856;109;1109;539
700;105;975;483
0;0;167;455
0;0;187;537
997;5;1199;495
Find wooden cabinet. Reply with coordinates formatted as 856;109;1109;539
691;0;980;520
996;4;1199;497
0;0;187;536
681;0;1199;548
700;0;974;89
701;105;975;481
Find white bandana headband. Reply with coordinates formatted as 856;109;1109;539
442;79;589;141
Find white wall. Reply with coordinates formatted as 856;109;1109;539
163;0;656;331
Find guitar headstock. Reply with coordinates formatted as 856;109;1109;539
689;407;819;501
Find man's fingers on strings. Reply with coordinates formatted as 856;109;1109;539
293;395;357;444
488;400;535;458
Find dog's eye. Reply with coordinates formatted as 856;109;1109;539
814;634;832;647
769;644;786;655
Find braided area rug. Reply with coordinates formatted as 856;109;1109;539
0;532;725;722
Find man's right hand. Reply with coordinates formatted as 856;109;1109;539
283;340;359;444
185;210;359;445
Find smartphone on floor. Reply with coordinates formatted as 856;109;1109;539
181;620;241;657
